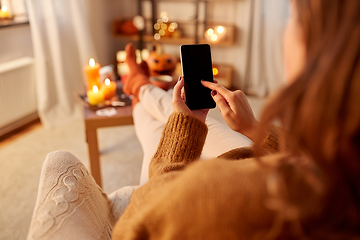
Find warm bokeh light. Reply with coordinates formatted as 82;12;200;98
105;78;111;85
141;49;150;60
162;16;169;23
217;26;224;34
133;15;145;31
160;11;168;18
154;23;160;30
168;26;175;32
93;86;99;93
207;28;214;36
154;33;161;40
157;19;163;25
170;22;178;29
159;29;166;36
2;6;8;12
161;23;167;30
89;58;95;67
211;34;218;41
213;67;219;76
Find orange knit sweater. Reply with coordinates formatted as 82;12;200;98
112;112;320;239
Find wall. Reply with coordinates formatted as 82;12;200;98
0;25;33;64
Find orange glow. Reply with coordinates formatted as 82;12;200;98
213;67;219;76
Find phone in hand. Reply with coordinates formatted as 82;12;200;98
180;44;216;110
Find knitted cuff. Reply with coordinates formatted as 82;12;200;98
261;125;280;154
153;112;208;164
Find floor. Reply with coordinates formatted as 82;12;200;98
0;119;42;148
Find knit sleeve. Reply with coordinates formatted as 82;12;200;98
260;125;280;154
149;112;208;179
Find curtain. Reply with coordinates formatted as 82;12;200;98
26;0;98;128
244;0;289;97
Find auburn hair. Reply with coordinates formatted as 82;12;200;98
255;0;360;237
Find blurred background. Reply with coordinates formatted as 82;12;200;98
0;0;289;239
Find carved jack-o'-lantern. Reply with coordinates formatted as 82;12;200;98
146;51;177;76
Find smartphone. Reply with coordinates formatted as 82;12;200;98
180;44;216;110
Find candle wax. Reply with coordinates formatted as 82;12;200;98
87;86;104;106
102;80;117;100
84;61;101;91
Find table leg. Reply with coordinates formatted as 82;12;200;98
86;128;102;187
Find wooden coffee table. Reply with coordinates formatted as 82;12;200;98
84;105;133;187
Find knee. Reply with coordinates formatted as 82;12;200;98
42;151;83;173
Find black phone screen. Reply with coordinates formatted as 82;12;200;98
180;44;216;110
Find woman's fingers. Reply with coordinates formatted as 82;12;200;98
173;76;184;104
211;90;232;116
181;86;185;101
201;80;233;99
172;76;208;123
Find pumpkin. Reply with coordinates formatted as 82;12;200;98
145;51;177;76
116;20;138;35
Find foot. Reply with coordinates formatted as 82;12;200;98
123;43;150;100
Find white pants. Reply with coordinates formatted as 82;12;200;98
133;85;252;185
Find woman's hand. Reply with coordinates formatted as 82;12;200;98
172;77;209;123
201;80;257;140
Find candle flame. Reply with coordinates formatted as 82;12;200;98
89;58;96;67
2;6;8;12
92;86;98;93
105;78;110;85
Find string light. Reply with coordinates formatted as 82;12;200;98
205;26;226;42
207;28;214;36
154;23;161;30
159;29;166;36
160;11;169;23
160;11;168;18
154;33;161;40
161;23;167;30
153;11;179;40
211;34;218;41
170;22;178;29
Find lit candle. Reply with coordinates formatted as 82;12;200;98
101;78;117;100
87;86;105;106
84;58;101;91
0;5;10;18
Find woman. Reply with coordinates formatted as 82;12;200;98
113;0;360;239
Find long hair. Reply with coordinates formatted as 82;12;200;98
255;0;360;236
